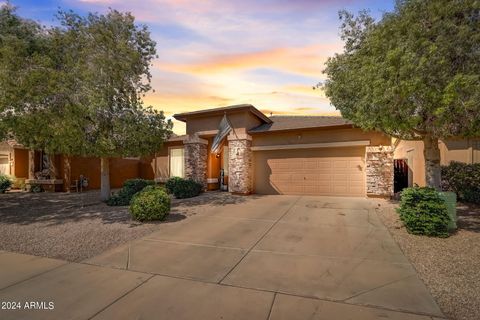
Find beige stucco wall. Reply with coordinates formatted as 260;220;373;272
150;141;184;182
393;138;480;187
251;127;391;147
439;138;480;165
393;139;425;187
186;111;263;135
0;142;14;176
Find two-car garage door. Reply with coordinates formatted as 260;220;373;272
253;147;365;197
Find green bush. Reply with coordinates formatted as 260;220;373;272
165;176;183;194
107;178;155;206
29;183;44;193
397;187;450;237
172;178;203;199
442;161;480;204
129;186;170;221
0;174;12;193
12;177;26;190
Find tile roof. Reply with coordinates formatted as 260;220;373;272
249;115;352;133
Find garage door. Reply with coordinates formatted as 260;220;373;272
253;147;365;196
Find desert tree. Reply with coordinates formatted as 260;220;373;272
323;0;480;189
0;4;172;200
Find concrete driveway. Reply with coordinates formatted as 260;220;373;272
0;195;444;320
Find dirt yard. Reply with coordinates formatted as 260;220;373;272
377;201;480;320
0;190;233;262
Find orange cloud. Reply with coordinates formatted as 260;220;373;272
155;44;340;77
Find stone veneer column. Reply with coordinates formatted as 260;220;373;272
366;146;394;197
183;134;208;190
228;133;253;194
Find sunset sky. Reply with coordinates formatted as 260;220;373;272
8;0;394;133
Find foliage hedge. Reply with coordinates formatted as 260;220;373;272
170;178;203;199
397;187;450;237
165;176;183;194
29;184;44;193
107;178;155;206
129;185;170;221
0;174;12;193
441;161;480;204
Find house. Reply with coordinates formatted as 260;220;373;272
151;104;480;197
0;140;152;191
3;104;478;196
152;104;393;197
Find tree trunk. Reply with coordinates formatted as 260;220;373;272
423;135;441;190
28;149;35;179
100;157;110;201
64;156;71;192
49;154;57;179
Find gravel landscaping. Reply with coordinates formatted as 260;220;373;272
377;201;480;320
0;191;221;262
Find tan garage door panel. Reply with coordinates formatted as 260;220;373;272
254;147;365;196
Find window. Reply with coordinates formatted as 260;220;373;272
169;147;185;178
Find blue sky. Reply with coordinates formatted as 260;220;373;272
5;0;395;133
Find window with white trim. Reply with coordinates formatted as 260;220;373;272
169;147;185;178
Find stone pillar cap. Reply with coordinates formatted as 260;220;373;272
183;134;208;145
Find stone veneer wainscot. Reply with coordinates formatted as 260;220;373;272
366;146;394;196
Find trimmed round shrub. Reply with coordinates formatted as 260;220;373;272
0;174;12;193
165;176;183;194
172;178;203;199
397;187;450;237
129;186;170;221
107;178;155;206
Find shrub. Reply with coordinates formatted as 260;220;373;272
172;178;203;199
442;161;480;204
0;174;12;193
29;183;44;193
397;187;450;237
129;186;170;221
107;178;155;206
12;177;26;190
165;176;183;194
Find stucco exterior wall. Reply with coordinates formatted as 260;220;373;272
439;138;480;165
143;141;184;182
251;127;391;147
394;138;480;187
13;148;29;178
0;142;14;176
186;111;263;135
393;140;426;187
63;156;140;190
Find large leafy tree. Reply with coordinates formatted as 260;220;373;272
0;5;172;200
323;0;480;189
0;4;80;150
58;10;172;200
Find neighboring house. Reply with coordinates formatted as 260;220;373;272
0;140;28;177
3;104;478;196
393;138;480;188
0;140;153;191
